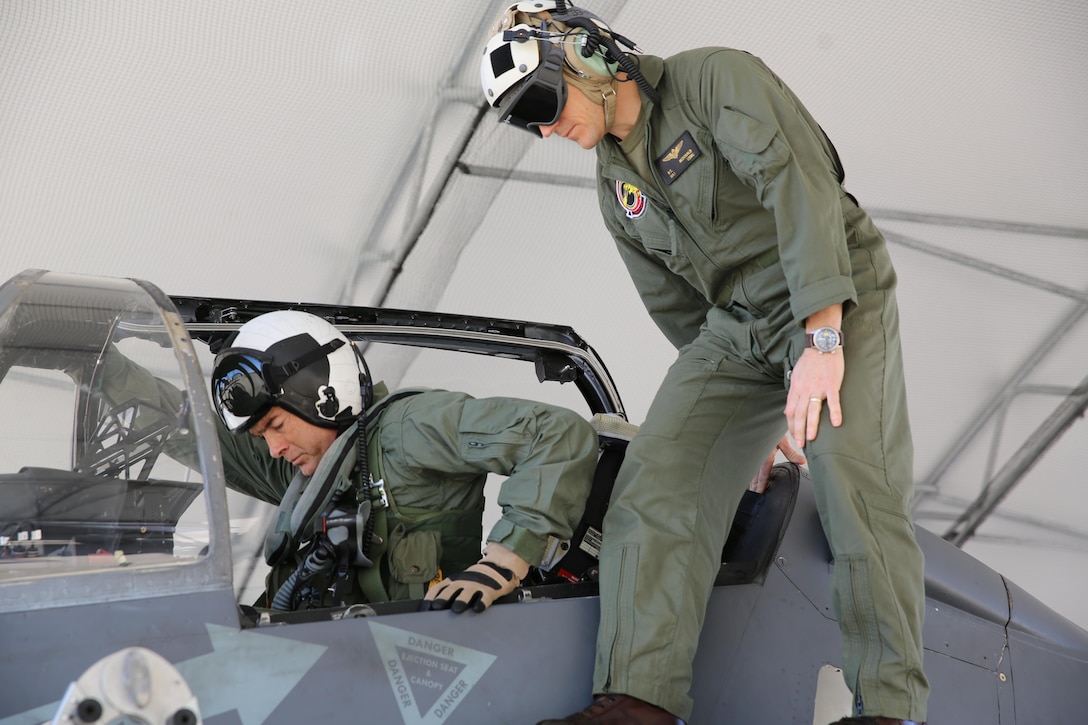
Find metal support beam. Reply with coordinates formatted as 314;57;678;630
867;208;1088;240
942;375;1088;547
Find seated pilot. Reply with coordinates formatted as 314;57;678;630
103;310;598;613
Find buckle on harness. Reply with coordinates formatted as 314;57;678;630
372;478;388;508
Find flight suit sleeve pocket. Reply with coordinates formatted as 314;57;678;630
715;107;790;185
458;399;535;466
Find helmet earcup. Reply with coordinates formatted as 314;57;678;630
563;29;616;80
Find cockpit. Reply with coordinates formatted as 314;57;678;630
0;269;797;620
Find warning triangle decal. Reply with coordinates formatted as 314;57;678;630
370;622;497;725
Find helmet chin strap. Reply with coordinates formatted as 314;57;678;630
565;71;619;133
601;85;617;133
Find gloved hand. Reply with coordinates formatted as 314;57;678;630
420;542;530;613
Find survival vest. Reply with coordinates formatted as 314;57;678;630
261;390;483;610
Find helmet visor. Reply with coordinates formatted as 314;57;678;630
211;338;347;433
495;44;567;135
211;349;276;432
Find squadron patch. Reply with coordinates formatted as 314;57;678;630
616;180;646;219
656;130;701;185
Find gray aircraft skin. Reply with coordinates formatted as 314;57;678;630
1;269;1086;725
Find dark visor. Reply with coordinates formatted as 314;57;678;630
211;338;344;429
494;36;567;136
212;349;276;423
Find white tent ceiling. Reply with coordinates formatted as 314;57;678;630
3;1;1087;629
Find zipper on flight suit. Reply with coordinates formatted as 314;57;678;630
641;121;722;268
603;542;631;690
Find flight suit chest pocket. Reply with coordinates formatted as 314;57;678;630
641;209;676;257
643;211;703;282
618;197;685;263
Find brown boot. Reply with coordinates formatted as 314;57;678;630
831;714;926;718
535;694;685;724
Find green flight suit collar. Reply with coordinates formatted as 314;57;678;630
634;54;665;94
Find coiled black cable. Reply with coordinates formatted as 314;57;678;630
356;411;375;560
553;4;661;104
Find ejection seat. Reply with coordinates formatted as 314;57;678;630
538;413;802;591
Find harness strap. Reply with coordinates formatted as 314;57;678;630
353;507;390;603
349;388;433;603
368;406;482;587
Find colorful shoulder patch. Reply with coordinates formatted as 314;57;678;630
656;130;701;185
616;180;646;219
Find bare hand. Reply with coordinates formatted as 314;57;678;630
749;434;808;493
784;348;845;449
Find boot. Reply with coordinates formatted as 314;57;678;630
536;694;685;724
831;714;926;718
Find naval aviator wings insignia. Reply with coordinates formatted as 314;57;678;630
656;130;702;185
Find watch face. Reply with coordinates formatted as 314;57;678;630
813;327;840;352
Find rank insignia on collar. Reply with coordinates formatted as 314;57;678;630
616;180;646;219
656;130;701;185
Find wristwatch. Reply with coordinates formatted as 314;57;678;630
805;326;843;354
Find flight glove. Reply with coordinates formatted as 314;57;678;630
421;542;530;613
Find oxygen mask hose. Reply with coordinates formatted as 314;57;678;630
271;535;338;611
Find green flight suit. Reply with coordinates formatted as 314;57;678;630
99;351;598;607
590;49;929;721
220;384;598;605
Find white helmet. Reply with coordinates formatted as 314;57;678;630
211;310;367;433
481;18;551;107
480;1;625;135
